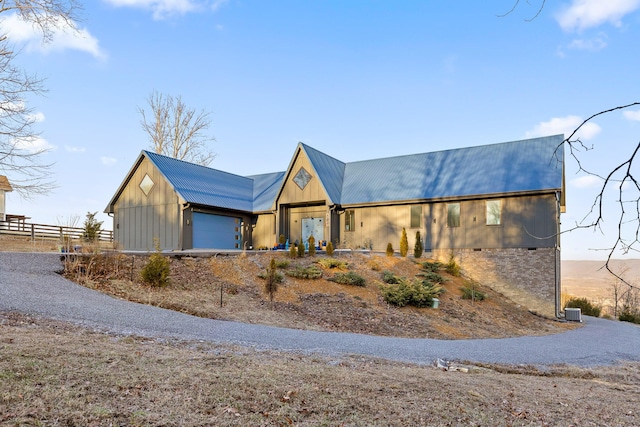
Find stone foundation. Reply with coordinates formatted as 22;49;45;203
431;247;559;318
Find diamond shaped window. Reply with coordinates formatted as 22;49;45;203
140;174;155;196
293;167;312;190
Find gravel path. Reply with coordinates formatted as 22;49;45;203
1;252;639;367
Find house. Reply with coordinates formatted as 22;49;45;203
105;135;565;317
0;175;12;222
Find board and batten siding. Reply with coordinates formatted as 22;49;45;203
252;213;276;249
340;194;558;251
278;152;328;206
113;157;182;251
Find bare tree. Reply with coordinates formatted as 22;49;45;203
559;104;640;287
499;2;640;290
0;1;80;197
139;90;216;166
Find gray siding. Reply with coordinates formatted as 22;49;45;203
339;194;558;251
113;157;182;251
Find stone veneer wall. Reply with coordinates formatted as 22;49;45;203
431;247;559;318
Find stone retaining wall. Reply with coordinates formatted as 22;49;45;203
431;247;559;318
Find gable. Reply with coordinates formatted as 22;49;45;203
276;145;335;205
107;136;565;216
0;175;12;192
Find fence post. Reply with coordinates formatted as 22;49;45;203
30;224;35;241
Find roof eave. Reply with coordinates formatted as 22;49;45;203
340;188;562;209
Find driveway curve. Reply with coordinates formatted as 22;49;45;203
1;252;639;367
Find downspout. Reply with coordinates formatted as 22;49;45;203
181;203;191;251
555;191;562;318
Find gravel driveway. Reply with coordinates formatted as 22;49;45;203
1;252;639;367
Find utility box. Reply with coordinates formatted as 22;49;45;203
565;308;582;322
431;298;440;309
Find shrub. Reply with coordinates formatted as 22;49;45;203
460;285;486;301
263;258;282;302
414;231;423;259
326;241;335;256
400;228;408;257
445;254;461;277
382;270;402;284
619;306;640;324
564;297;601;317
380;278;444;308
417;271;447;284
329;271;366;287
317;258;348;269
140;245;170;287
274;258;290;269
286;265;323;279
386;243;394;257
289;244;298;258
279;234;286;245
82;211;103;243
420;261;443;272
308;235;316;257
297;241;306;258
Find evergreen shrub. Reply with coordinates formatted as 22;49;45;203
564;297;601;317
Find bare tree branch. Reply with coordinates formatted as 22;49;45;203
554;103;640;292
0;1;80;197
497;0;546;22
139;90;216;166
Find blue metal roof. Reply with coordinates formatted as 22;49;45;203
340;135;564;204
145;151;256;211
299;143;345;204
247;171;286;212
123;135;563;214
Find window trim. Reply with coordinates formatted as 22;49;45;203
486;200;501;226
447;203;460;227
410;205;422;228
345;209;355;232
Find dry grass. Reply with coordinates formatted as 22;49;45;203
1;312;639;426
60;250;577;339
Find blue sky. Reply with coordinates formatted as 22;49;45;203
3;0;640;260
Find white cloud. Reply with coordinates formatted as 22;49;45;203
567;35;608;51
105;0;201;19
0;14;106;60
526;115;602;140
211;0;229;12
14;136;55;153
27;112;46;123
101;156;117;166
623;110;640;121
570;174;602;189
556;0;640;32
65;145;86;153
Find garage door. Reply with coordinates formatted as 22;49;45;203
193;213;241;249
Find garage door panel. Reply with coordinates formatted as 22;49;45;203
193;213;241;249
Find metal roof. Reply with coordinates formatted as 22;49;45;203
340;135;564;205
247;171;286;212
145;151;256;212
299;143;345;204
108;135;564;214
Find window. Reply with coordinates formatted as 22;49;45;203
486;200;501;225
410;205;422;228
293;167;312;190
139;174;154;196
345;210;355;231
447;203;460;227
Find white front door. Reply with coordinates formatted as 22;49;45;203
301;217;324;245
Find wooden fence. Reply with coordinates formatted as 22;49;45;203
0;220;113;242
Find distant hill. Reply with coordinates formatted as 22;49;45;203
562;259;640;312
